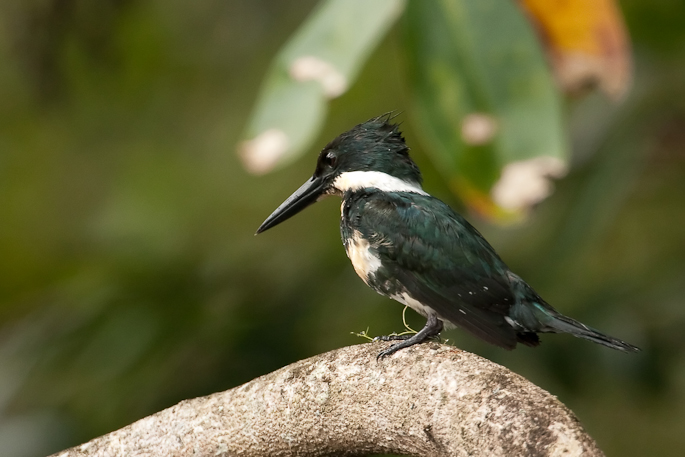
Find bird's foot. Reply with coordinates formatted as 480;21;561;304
373;332;441;343
373;333;413;342
376;315;444;361
376;336;424;360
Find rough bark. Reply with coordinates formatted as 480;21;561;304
52;342;604;457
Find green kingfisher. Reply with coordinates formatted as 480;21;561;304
256;114;640;358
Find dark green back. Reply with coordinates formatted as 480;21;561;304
341;189;529;349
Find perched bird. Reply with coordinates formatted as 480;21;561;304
256;114;640;358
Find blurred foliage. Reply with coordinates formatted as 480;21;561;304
0;0;684;456
239;0;631;221
403;0;565;220
239;0;405;174
521;0;632;99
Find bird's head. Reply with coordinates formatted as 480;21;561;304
256;113;423;234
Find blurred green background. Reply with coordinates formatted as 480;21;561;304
1;1;684;456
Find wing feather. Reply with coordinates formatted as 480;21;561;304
345;191;520;349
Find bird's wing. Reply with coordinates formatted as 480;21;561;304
347;191;520;349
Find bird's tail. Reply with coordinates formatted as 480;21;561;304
508;273;640;352
544;312;640;353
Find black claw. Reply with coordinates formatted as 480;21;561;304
376;346;396;361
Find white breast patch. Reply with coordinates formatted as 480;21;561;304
345;230;382;284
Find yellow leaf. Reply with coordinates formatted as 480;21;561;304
451;178;520;224
520;0;632;99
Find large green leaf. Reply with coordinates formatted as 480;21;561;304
239;0;406;174
404;0;567;220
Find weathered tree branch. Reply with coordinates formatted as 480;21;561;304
52;342;603;457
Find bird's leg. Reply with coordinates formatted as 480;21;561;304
376;315;444;360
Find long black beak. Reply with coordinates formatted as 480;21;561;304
256;175;326;234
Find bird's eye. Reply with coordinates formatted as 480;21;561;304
324;152;337;167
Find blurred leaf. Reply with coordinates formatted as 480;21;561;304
403;0;567;221
238;0;406;175
521;0;632;99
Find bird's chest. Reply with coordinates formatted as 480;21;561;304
342;229;381;285
340;201;382;285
